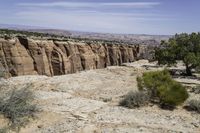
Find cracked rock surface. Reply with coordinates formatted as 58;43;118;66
0;60;199;133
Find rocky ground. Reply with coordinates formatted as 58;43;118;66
0;60;199;133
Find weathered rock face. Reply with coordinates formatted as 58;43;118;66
0;37;140;77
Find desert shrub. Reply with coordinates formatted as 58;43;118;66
0;127;9;133
0;73;3;78
120;91;150;109
136;77;143;91
137;70;189;108
192;85;200;94
102;97;112;103
0;87;37;132
158;81;189;107
187;99;200;113
0;68;4;78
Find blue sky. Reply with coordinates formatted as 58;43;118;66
0;0;199;35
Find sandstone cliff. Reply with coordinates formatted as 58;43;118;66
0;37;140;77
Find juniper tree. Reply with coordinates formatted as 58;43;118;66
155;33;200;76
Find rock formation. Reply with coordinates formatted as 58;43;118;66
0;37;141;77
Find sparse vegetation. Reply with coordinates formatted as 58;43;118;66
192;85;200;94
0;29;132;45
0;29;60;39
155;33;200;76
0;66;5;78
186;99;200;113
0;86;37;132
0;127;8;133
101;97;112;103
0;72;3;78
120;91;150;108
137;70;188;108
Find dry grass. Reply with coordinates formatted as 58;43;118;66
120;91;150;109
0;85;37;132
187;99;200;113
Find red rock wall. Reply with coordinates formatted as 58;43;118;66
0;37;140;77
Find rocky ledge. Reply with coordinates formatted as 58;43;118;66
0;37;144;77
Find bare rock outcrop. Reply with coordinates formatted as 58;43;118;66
0;37;141;77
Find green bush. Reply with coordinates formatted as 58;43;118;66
137;70;188;107
120;91;150;109
0;87;37;132
136;77;143;91
187;99;200;113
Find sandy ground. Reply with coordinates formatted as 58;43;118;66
0;60;199;133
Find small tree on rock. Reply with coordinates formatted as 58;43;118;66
155;33;200;76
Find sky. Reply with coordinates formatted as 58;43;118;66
0;0;199;35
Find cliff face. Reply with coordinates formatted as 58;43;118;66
0;37;140;77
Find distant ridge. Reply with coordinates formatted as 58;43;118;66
0;24;45;30
0;23;172;44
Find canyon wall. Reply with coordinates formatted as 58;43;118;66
0;37;141;77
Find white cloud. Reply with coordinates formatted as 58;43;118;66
102;2;160;7
18;2;160;8
13;1;177;34
15;8;172;34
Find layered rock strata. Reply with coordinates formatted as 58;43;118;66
0;37;140;77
